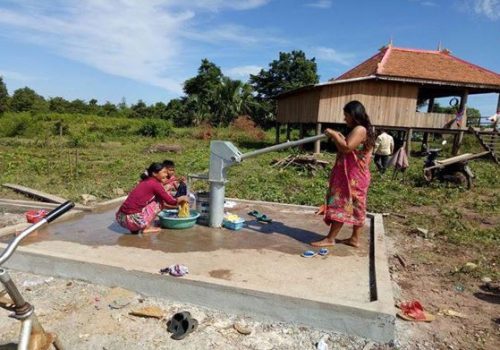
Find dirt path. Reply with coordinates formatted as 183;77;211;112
386;219;499;350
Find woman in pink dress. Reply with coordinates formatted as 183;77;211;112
116;162;189;234
311;101;375;248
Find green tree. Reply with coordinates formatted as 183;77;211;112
130;100;153;118
250;50;319;127
211;78;259;126
49;97;70;113
166;98;189;126
152;102;169;119
10;87;48;113
88;99;99;115
0;76;9;115
184;59;223;98
250;50;319;99
99;101;118;117
68;99;89;114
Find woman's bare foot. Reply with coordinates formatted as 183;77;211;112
336;237;360;248
142;226;161;234
311;238;335;247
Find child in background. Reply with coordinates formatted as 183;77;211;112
162;160;187;197
116;162;189;234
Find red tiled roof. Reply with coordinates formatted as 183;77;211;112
335;46;500;88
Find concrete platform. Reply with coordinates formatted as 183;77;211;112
0;199;394;342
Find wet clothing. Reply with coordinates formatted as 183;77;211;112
324;145;372;227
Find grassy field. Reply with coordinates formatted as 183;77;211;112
0;113;498;270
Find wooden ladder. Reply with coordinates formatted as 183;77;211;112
469;127;499;164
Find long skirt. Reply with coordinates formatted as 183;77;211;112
116;200;161;232
324;149;371;227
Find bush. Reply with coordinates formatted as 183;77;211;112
0;113;31;137
137;119;172;137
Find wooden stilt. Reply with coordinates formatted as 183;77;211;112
422;98;434;152
286;123;291;141
275;122;280;144
314;123;322;154
405;128;413;156
452;90;468;155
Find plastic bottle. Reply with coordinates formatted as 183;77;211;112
188;192;197;209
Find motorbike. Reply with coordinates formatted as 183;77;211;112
422;140;474;189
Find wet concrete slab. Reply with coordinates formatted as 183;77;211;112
0;199;394;342
2;200;370;304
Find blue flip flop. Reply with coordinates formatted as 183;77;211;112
318;248;329;256
301;250;317;258
257;214;272;223
248;210;261;218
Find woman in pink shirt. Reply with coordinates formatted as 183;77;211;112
116;162;188;234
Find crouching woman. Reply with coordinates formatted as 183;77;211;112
116;162;188;234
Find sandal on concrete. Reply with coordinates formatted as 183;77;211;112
247;210;262;218
167;311;192;334
171;317;198;340
257;214;272;223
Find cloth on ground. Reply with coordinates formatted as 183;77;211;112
160;264;189;277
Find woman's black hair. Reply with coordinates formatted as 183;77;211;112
140;162;165;180
162;160;175;168
343;100;376;150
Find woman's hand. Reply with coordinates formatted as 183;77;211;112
176;195;189;204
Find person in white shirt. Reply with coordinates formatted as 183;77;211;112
373;130;394;173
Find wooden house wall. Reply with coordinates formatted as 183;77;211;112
277;80;467;129
276;89;320;123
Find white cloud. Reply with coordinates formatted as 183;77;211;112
0;0;276;95
471;0;500;20
171;0;271;11
409;0;437;6
305;0;332;8
183;24;285;46
313;47;355;66
224;65;262;79
0;69;38;83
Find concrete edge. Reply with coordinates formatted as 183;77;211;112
365;214;395;316
4;250;394;343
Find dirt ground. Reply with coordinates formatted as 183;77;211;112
0;208;499;349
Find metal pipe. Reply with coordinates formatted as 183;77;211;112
0;268;26;306
239;134;327;161
208;181;226;228
18;317;33;350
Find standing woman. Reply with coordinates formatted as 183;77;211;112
312;101;375;248
116;162;188;234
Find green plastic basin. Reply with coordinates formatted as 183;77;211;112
158;209;200;229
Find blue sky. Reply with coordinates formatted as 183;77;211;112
0;0;499;115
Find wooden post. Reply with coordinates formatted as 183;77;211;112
275;122;280;144
299;123;305;139
299;123;305;149
495;93;500;131
422;98;434;152
286;123;291;141
452;90;468;155
405;128;413;156
314;123;322;154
